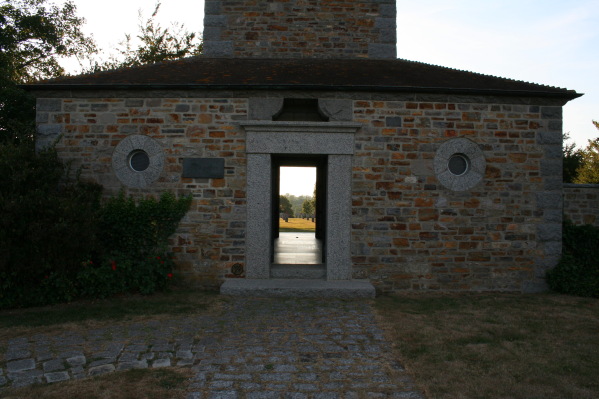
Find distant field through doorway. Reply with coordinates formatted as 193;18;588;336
275;165;322;265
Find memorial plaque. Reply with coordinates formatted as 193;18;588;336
182;158;225;178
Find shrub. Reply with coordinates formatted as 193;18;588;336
0;140;191;308
87;191;191;297
98;191;191;258
547;220;599;297
0;141;102;307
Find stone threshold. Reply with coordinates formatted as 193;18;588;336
220;278;375;298
270;264;326;279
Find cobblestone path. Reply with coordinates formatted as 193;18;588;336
1;298;424;398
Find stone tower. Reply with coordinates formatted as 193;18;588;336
203;0;397;59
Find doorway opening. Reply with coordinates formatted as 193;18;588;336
271;155;327;267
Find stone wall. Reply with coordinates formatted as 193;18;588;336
349;99;563;293
563;184;599;226
203;0;397;59
37;97;249;287
36;93;564;293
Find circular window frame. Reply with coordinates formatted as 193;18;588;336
112;135;165;188
128;150;151;172
434;138;485;191
447;153;471;176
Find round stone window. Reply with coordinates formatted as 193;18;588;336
112;135;165;188
128;150;150;172
434;138;485;191
447;153;470;176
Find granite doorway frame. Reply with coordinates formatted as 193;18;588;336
242;121;361;281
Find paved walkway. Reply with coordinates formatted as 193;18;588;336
1;298;425;398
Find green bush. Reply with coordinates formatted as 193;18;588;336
82;192;191;298
0;141;102;307
98;191;191;258
547;221;599;297
0;140;191;308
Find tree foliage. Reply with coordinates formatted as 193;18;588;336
574;121;599;184
0;0;95;142
0;0;95;83
279;195;293;216
301;199;315;215
89;2;202;71
563;133;583;183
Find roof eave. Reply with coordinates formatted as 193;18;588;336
21;83;583;102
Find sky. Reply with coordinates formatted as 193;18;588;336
280;167;316;197
61;0;599;195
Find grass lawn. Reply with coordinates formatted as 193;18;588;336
0;288;219;398
279;217;316;232
0;288;219;342
375;293;599;399
3;290;598;398
2;368;192;399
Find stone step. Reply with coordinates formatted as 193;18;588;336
270;264;327;279
220;278;376;298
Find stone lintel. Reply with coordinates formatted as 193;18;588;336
243;121;361;155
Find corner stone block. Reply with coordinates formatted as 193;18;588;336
368;43;396;59
203;27;222;41
541;106;562;119
37;99;62;112
540;160;562;176
536;192;562;209
375;17;396;30
37;124;62;137
379;3;396;18
203;41;233;57
203;15;227;27
204;1;221;15
536;131;562;145
548;120;562;132
537;224;561;242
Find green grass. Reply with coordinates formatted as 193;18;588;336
279;217;316;232
376;293;599;399
0;289;217;339
2;368;192;399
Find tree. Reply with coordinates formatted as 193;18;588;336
301;199;314;216
0;0;95;141
563;132;583;183
279;195;293;217
574;121;599;184
89;2;202;71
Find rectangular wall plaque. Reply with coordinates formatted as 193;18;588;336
182;158;225;179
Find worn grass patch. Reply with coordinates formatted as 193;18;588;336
2;367;192;399
279;217;316;232
0;288;219;342
375;293;599;399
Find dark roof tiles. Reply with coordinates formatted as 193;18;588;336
26;57;581;99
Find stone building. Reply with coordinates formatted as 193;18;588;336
26;0;581;296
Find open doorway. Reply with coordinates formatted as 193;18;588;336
272;155;327;265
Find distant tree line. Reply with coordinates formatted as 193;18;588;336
280;194;315;218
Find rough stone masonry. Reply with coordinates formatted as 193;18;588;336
26;0;581;294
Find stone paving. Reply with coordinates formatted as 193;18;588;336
0;297;425;398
